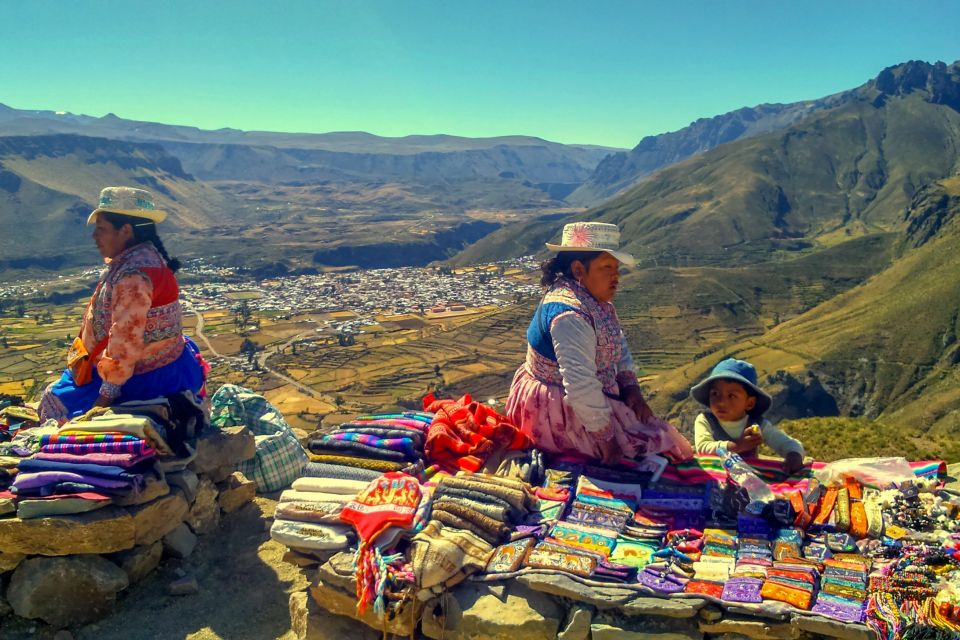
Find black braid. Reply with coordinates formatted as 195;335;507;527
101;212;182;273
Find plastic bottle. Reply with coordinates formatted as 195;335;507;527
719;446;775;514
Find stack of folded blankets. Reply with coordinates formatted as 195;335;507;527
760;557;822;610
305;412;432;482
270;476;367;554
684;528;737;599
811;555;871;623
409;472;531;590
8;411;172;518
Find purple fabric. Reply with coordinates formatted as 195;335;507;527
721;578;764;603
12;471;138;495
32;451;154;468
811;598;864;623
637;568;687;594
40;441;154;456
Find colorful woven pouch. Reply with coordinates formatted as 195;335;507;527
524;541;597;577
485;537;535;573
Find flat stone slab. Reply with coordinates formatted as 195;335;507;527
130;492;189;545
290;591;380;640
218;471;256;513
422;581;561;640
700;616;799;639
791;614;875;640
0;550;27;573
516;571;641;609
623;596;707;619
0;506;135;556
591;625;701;640
107;541;162;584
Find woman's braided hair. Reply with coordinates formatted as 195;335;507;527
100;211;181;272
539;251;601;287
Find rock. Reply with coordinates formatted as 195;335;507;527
218;471;257;513
422;581;561;640
189;425;256;474
167;575;199;596
728;605;792;621
700;616;798;639
0;551;27;573
591;625;701;640
129;492;189;545
699;606;723;623
622;596;706;619
107;541;163;584
207;464;238;484
516;571;638;608
317;552;359;592
163;523;198;559
187;477;221;535
112;474;170;507
0;507;135;556
284;550;323;568
559;605;593;640
791;614;875;640
289;590;379;640
291;428;311;446
8;555;129;626
309;574;420;637
53;631;74;640
0;592;11;617
166;469;200;504
0;495;15;516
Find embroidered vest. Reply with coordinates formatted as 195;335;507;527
87;242;183;373
523;277;623;395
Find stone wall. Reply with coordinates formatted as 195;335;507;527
0;426;257;630
287;552;874;640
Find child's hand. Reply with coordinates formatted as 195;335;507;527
622;385;654;422
598;437;621;466
730;429;762;454
783;451;804;475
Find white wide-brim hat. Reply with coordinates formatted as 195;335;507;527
545;222;635;267
87;186;167;225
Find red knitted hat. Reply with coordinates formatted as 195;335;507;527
339;472;422;543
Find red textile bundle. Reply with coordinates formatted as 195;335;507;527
422;393;531;472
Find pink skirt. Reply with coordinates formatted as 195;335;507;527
505;367;693;463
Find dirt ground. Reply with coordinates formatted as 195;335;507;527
3;495;307;640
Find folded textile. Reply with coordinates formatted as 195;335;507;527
638;566;688;594
432;501;510;541
322;432;420;455
59;414;173;455
524;540;599;577
433;484;518;521
40;433;144;453
290;477;369;495
270;518;354;550
31;451;154;469
301;462;382;483
275;499;346;524
684;579;725;598
17;492;112;519
13;471;140;495
306;454;406;472
760;580;814;610
486;537;536;573
432;495;510;522
437;475;529;518
576;474;643;507
308;438;418;463
610;539;659;568
278;489;352;504
17;457;151;479
548;521;618;557
432;510;502;546
409;519;494;589
335;425;426;446
721;577;764;603
566;500;631;531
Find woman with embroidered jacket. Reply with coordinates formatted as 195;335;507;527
505;222;693;465
39;187;205;423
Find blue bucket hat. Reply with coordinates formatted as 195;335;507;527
689;358;772;416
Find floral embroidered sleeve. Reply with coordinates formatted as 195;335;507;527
551;312;614;437
615;331;639;390
97;272;153;398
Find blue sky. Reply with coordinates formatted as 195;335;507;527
1;1;958;148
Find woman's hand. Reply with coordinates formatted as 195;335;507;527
598;437;621;466
622;385;654;422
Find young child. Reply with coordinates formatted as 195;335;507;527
690;358;805;474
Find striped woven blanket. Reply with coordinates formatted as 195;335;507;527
657;455;945;494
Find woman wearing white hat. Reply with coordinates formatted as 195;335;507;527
39;187;206;422
505;222;693;465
